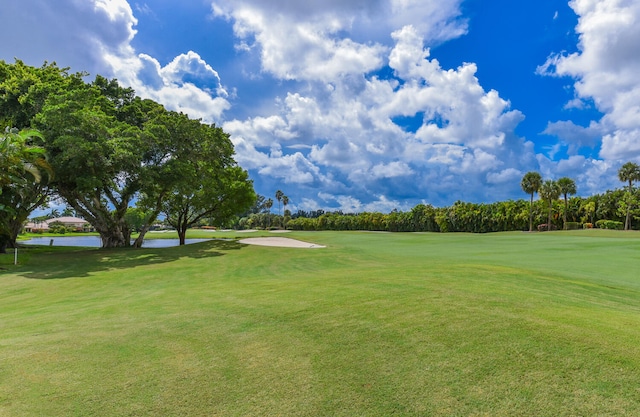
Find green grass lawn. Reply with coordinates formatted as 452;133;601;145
1;230;640;416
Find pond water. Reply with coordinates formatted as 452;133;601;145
21;236;211;248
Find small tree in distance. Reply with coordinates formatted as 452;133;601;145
275;190;284;217
557;177;577;230
265;198;273;228
521;171;542;232
539;179;561;231
282;195;289;228
618;162;640;230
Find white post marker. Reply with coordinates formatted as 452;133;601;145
14;247;17;265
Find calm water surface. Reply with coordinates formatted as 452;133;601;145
22;236;211;248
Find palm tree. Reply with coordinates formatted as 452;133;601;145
539;179;561;231
580;199;596;225
0;128;49;188
521;171;542;232
62;207;76;217
275;190;283;216
265;198;273;228
618;162;640;230
0;128;51;253
282;195;289;229
557;177;577;230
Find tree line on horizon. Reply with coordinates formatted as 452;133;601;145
0;60;256;252
237;167;640;233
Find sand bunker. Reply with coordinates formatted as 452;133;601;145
239;237;325;248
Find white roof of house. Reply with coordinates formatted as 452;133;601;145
46;217;88;224
25;221;49;229
25;217;89;229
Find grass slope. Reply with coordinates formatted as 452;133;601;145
1;230;640;416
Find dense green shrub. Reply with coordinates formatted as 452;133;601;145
565;222;581;230
48;222;69;234
595;220;624;230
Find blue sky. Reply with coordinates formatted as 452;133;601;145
2;0;639;213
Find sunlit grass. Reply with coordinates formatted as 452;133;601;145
2;230;640;416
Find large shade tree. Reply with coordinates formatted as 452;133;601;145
557;177;577;230
0;61;140;248
162;164;255;245
33;80;154;248
130;108;203;247
618;162;640;230
0;59;253;248
136;113;256;245
521;171;542;232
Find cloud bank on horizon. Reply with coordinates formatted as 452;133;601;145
1;0;639;213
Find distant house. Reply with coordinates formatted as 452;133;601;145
25;217;93;232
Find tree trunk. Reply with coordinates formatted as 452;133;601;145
626;180;633;231
548;204;553;232
132;195;164;248
177;217;191;245
132;210;161;248
100;232;129;248
132;225;150;248
178;227;187;245
0;234;9;254
529;194;534;232
625;207;631;231
94;221;131;248
6;236;17;250
7;218;26;249
0;221;22;252
61;190;134;248
563;196;568;230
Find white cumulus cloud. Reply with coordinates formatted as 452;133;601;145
0;0;231;124
539;0;640;162
222;22;533;207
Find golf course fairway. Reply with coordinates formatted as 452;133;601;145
1;230;639;416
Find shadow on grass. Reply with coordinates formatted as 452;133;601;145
10;239;245;280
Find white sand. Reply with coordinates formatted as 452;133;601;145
239;237;325;248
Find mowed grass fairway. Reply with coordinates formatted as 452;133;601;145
2;230;640;416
